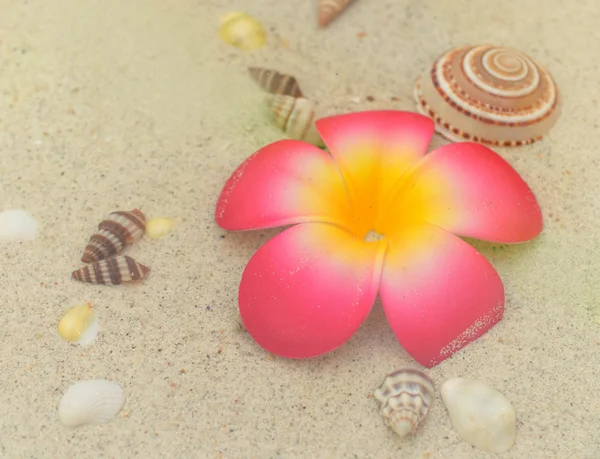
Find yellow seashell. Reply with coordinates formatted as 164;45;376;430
219;12;266;51
145;217;179;239
57;303;98;345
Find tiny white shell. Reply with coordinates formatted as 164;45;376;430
0;209;38;242
441;377;517;453
373;367;435;437
58;380;126;427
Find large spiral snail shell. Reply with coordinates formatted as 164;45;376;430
414;45;560;147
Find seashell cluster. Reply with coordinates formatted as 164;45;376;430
73;209;151;286
414;45;560;147
248;67;304;98
0;209;38;242
318;0;354;28
265;94;324;147
441;377;517;453
373;367;435;437
219;12;266;51
58;380;125;427
57;303;99;346
81;209;146;263
72;255;151;285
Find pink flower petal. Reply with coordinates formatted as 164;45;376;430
315;111;435;237
215;140;354;231
379;223;504;367
239;222;386;358
382;142;543;243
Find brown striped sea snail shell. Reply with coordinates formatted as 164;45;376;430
414;45;560;147
265;94;324;147
248;67;304;98
81;209;146;263
373;367;435;437
72;255;151;285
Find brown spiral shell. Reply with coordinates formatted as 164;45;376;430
248;67;304;98
71;255;151;285
414;45;560;147
81;209;146;263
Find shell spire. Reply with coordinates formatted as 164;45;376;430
414;45;561;147
71;255;151;285
265;94;324;147
248;67;304;98
81;209;146;263
318;0;354;28
373;367;435;437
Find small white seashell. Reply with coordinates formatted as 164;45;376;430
265;94;324;147
58;380;126;427
57;303;99;346
441;377;517;453
373;367;435;437
0;209;38;242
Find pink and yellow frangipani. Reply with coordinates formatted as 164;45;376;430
215;110;543;367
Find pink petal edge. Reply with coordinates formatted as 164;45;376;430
215;139;353;232
379;222;505;367
385;141;543;243
239;222;386;358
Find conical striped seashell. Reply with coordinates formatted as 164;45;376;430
265;94;324;147
373;367;435;437
71;255;151;285
81;209;146;263
318;0;354;28
248;67;304;98
414;45;560;147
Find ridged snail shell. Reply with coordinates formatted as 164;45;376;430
414;45;560;147
318;0;354;28
265;94;324;147
81;209;146;263
58;380;125;427
248;67;304;98
71;255;151;285
373;367;435;437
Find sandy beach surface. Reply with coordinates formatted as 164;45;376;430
1;0;599;457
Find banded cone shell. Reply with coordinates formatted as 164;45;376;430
265;94;324;147
81;209;146;263
71;255;151;285
415;45;560;147
373;368;435;437
248;67;303;98
318;0;354;28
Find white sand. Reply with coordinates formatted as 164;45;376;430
0;0;599;457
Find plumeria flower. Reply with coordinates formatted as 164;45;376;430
215;111;542;367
